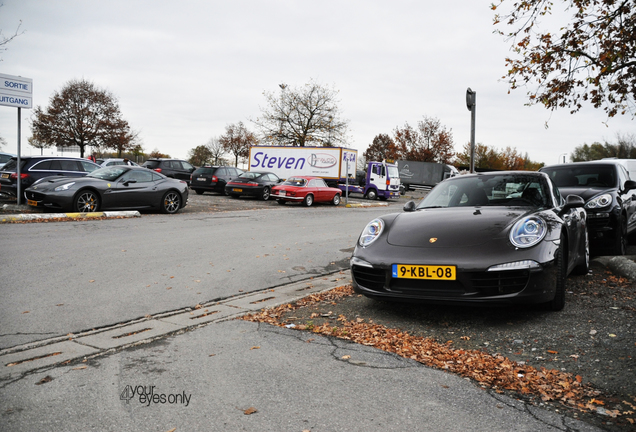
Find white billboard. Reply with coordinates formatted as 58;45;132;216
249;146;357;180
0;73;33;109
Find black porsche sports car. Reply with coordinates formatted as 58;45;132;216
351;171;588;311
24;166;189;214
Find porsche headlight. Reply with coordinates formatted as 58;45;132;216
54;182;76;192
510;216;547;248
585;193;612;209
359;218;384;247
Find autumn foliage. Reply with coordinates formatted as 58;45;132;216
493;0;636;118
242;285;633;419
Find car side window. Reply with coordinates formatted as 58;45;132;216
151;172;163;181
217;168;227;176
124;170;154;183
62;160;81;171
550;180;565;207
182;162;194;171
80;161;99;172
30;160;52;171
315;178;327;187
618;166;628;189
164;161;174;169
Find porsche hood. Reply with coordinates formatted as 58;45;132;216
386;207;528;248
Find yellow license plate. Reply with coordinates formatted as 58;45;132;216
392;264;456;280
1;173;8;179
27;199;37;206
232;188;243;192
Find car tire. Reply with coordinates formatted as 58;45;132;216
611;215;627;256
161;191;181;214
573;226;590;275
365;189;377;200
261;187;270;201
277;199;286;205
74;190;100;213
332;194;341;206
194;189;204;195
303;194;314;207
546;232;566;311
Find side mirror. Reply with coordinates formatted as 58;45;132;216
558;194;585;216
624;180;636;192
403;200;416;212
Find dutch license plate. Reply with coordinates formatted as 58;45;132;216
197;177;206;181
27;199;37;206
278;191;286;196
232;188;243;192
1;173;8;179
392;264;456;280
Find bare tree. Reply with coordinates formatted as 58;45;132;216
31;79;134;157
219;122;257;167
0;7;24;60
206;136;227;165
253;80;349;147
0;134;6;150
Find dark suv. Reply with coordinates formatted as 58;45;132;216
142;159;195;184
190;166;244;195
540;161;636;255
0;156;101;198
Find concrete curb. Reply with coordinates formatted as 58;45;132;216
0;211;141;223
592;255;636;280
345;202;390;208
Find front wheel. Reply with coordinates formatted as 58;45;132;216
74;190;100;213
161;191;181;214
365;189;377;200
302;194;314;207
261;186;271;201
332;194;341;206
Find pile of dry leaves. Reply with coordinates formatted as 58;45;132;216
242;285;634;425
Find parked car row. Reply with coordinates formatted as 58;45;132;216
0;155;343;213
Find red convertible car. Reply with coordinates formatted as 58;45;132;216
272;176;342;207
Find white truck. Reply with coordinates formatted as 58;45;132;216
248;146;401;200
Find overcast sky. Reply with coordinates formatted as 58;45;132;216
0;0;633;165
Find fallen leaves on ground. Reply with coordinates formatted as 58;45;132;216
35;376;53;385
241;284;634;422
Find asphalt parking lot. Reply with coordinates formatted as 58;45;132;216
2;186;634;430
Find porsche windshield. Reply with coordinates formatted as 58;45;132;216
417;174;550;209
86;166;127;181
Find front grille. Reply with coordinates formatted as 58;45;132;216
389;278;466;296
587;217;611;231
354;265;530;298
25;191;45;201
470;270;529;296
351;265;386;291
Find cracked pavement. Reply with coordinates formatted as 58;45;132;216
1;302;604;431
